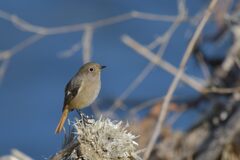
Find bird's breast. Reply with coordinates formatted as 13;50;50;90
70;80;101;109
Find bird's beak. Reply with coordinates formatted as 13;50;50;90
101;65;106;69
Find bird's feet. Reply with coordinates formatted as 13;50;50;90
76;110;93;126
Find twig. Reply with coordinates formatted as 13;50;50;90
121;35;206;93
143;0;219;159
0;10;178;35
204;86;240;94
216;41;240;78
82;26;93;63
0;34;44;82
129;97;164;115
131;11;177;22
0;34;44;59
194;49;211;79
0;10;48;34
0;60;10;84
58;40;82;58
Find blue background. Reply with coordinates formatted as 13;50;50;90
0;0;230;159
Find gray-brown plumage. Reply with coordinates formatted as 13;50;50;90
55;62;106;133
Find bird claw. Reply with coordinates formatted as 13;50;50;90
76;110;93;126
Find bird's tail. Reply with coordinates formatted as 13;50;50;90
55;108;69;134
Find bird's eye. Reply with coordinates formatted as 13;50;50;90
89;67;94;72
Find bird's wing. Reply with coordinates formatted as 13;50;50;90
62;79;83;111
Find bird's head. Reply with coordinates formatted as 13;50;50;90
79;62;106;80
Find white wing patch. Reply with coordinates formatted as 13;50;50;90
67;91;71;96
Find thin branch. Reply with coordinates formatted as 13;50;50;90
204;86;240;94
194;50;211;79
121;35;206;93
147;36;164;49
0;34;44;59
82;26;93;63
0;10;178;35
143;0;219;159
58;40;82;58
0;10;48;34
131;11;178;22
129;97;165;115
0;59;10;84
0;34;44;82
217;41;240;78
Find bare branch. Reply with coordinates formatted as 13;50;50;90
58;40;82;58
121;35;206;92
0;60;10;84
0;10;178;35
0;34;44;59
0;10;48;34
204;86;240;94
0;34;44;82
82;26;93;63
131;11;177;22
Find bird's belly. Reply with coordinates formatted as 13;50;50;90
70;82;100;109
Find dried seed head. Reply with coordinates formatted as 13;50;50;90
74;116;140;160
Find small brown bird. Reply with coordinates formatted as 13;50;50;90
55;62;106;133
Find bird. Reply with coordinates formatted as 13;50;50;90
55;62;106;133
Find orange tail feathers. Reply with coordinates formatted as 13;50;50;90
55;108;69;134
